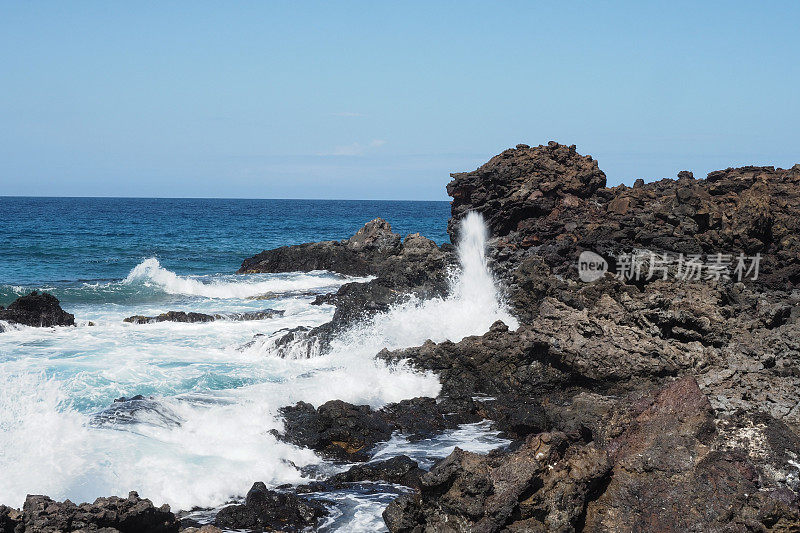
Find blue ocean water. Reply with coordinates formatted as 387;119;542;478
0;197;514;531
0;197;451;292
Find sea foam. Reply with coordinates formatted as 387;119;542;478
0;213;514;513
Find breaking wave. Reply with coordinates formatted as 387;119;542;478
0;212;515;514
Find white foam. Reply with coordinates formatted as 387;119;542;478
122;257;365;299
0;213;514;515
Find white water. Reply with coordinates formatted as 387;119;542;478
0;213;515;521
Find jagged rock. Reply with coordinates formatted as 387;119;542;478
0;291;74;327
17;491;178;533
377;320;573;398
213;482;327;531
0;505;22;533
124;311;216;324
240;219;454;352
378;397;466;441
447;141;607;241
385;378;800;532
124;309;283;324
179;526;221;533
383;431;610;532
273;400;393;462
328;455;424;489
476;395;550;440
584;377;800;531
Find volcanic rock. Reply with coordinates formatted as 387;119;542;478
213;482;327;532
273;400;394;462
123;309;283;324
14;491;178;533
0;291;74;328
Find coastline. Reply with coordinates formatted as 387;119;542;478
3;141;800;531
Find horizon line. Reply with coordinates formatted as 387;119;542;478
0;195;452;203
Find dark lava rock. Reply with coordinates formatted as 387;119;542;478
476;395;550;440
92;396;182;428
213;482;327;532
124;309;283;324
0;291;74;328
447;141;606;242
275;397;484;463
377;397;468;441
0;505;22;533
274;400;393;462
16;491;178;533
239;220;454;351
328;455;424;490
383;431;610;533
124;311;216;324
238;218;402;276
584;377;800;531
385;378;800;532
378;320;571;398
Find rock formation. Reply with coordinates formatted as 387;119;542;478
0;291;74;328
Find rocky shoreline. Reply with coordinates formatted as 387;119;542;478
3;141;800;531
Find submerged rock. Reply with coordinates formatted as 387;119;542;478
0;291;74;328
123;309;283;324
328;455;424;489
213;482;327;532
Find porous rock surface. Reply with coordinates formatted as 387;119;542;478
0;291;74;328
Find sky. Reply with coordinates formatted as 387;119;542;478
1;1;799;200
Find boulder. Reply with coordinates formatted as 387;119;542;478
273;400;393;462
0;291;74;327
213;482;327;531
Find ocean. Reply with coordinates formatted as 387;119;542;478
0;197;515;531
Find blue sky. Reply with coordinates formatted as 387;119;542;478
1;1;798;200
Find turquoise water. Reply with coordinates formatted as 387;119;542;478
0;198;513;531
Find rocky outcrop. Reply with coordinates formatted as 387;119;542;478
213;482;327;532
448;142;800;300
0;492;178;533
241;219;454;355
376;143;800;531
273;396;492;466
273;400;394;462
296;455;425;492
386;378;800;532
383;431;610;532
123;309;283;324
0;291;74;328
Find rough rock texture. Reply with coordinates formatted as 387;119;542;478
386;379;800;532
274;397;484;463
273;400;394;462
238;219;454;354
296;455;425;493
381;143;800;531
123;309;282;324
213;482;327;532
384;431;610;532
0;291;74;328
0;492;179;533
448;141;800;292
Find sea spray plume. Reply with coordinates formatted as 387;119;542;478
451;211;503;310
259;210;517;360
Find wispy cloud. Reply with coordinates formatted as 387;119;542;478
320;139;387;156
